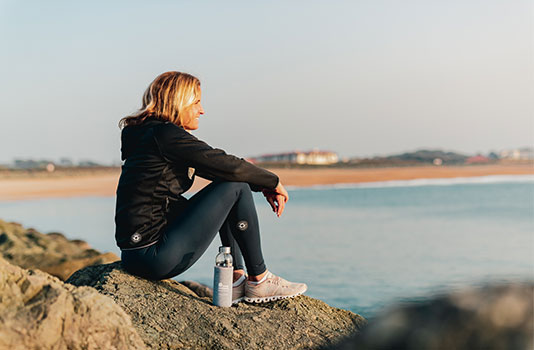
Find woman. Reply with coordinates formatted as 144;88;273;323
115;71;307;304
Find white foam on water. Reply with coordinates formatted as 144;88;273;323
286;174;534;191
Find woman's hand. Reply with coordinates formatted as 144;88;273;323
262;182;289;217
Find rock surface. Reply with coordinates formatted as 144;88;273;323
179;280;214;298
67;262;366;350
333;283;534;350
0;219;119;280
0;256;146;350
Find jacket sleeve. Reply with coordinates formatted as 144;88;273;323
153;123;279;191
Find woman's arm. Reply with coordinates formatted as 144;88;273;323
153;123;279;191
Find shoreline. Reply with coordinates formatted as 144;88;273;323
0;164;532;201
286;174;534;191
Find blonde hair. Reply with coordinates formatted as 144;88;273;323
119;71;200;128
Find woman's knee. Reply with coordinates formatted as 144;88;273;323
215;181;251;194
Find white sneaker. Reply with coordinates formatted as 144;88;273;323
244;271;307;303
232;275;246;304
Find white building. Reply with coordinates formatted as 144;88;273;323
499;147;534;160
252;150;339;165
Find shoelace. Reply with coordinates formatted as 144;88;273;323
267;274;283;286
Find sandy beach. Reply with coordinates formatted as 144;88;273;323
0;164;531;201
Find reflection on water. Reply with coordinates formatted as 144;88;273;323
1;177;532;317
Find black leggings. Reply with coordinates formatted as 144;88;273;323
121;181;267;280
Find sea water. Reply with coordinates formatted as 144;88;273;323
1;175;532;318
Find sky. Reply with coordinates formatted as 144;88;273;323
1;0;532;164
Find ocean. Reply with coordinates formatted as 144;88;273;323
1;175;533;318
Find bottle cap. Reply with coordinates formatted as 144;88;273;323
219;246;231;254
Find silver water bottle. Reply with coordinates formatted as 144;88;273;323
213;246;233;307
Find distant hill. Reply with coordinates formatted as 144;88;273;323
386;149;469;164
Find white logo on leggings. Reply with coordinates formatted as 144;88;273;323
237;221;248;231
131;233;142;243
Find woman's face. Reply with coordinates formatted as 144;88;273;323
181;88;204;131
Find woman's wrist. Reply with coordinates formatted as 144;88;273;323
275;178;280;190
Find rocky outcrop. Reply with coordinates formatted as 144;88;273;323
0;256;146;350
333;283;534;350
0;219;119;280
0;219;366;349
2;218;530;349
67;262;366;350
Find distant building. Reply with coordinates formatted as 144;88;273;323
251;150;339;165
433;158;443;166
499;148;534;160
465;155;490;164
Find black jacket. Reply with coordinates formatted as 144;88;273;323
114;117;279;250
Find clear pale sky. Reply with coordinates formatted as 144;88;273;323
1;0;532;164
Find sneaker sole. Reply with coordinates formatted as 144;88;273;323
232;296;245;304
244;290;306;304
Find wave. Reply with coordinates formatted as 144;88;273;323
286;174;534;191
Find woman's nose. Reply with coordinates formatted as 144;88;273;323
199;104;205;114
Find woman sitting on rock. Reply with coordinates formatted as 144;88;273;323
115;71;307;304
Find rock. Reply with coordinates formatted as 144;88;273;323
0;219;119;280
332;283;534;350
67;262;366;350
179;280;213;298
0;256;146;350
41;252;119;281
